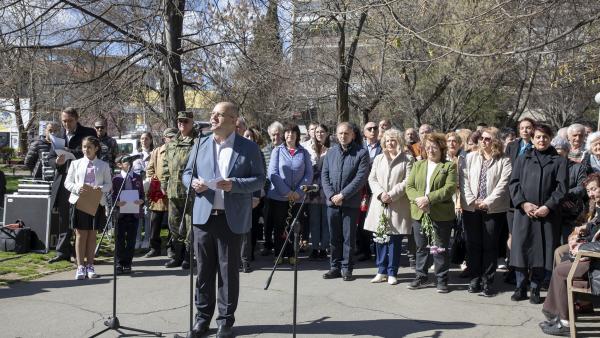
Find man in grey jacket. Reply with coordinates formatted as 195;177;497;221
321;122;370;281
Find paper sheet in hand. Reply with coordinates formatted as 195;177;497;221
205;177;222;191
119;190;140;214
49;134;66;150
55;149;76;161
76;185;102;216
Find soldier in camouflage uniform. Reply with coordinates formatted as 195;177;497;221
161;111;198;268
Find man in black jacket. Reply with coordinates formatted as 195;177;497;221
321;122;370;281
47;107;96;263
24;122;60;179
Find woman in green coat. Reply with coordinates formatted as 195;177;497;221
406;133;457;293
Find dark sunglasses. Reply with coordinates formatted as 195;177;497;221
94;126;105;130
366;126;378;131
481;137;493;142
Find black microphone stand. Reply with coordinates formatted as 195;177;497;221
90;159;162;338
264;192;310;338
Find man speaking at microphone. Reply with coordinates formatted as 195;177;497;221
182;102;265;338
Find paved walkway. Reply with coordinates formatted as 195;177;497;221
0;254;597;337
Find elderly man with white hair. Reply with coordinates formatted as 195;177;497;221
582;131;600;174
567;123;586;163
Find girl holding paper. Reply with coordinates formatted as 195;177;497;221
64;136;113;280
112;155;145;274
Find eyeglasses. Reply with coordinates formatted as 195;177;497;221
366;126;378;131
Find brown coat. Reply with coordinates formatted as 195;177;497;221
146;144;168;211
364;152;414;235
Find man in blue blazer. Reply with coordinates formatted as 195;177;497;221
182;102;265;338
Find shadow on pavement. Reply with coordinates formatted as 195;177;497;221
233;316;476;337
0;277;110;299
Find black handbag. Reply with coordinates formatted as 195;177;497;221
0;221;32;254
451;214;466;265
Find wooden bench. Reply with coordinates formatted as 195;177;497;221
567;250;600;338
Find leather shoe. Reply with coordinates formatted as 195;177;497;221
322;269;342;279
530;287;542;304
191;320;209;337
143;249;159;258
467;284;482;294
511;287;528;301
342;271;355;281
216;325;233;338
241;262;252;273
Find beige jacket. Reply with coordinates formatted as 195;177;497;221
364;152;413;235
146;144;168;211
460;152;512;213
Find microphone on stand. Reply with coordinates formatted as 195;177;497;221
300;184;320;193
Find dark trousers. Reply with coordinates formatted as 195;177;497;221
463;210;503;285
193;215;241;328
116;214;138;266
270;199;299;258
327;206;359;273
515;267;545;290
375;235;403;276
241;201;263;263
412;219;453;284
262;199;273;250
149;210;166;252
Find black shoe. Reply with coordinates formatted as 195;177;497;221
322;269;342;279
541;320;570;336
511;287;528;301
259;247;271;256
241;262;252;273
48;256;69;264
480;285;496;297
342;271;355;281
436;283;449;293
530;287;542;304
191;320;209;337
122;265;132;274
468;283;482;294
308;249;320;261
181;260;190;270
165;258;182;268
407;277;430;290
541;280;550;292
319;249;328;259
216;325;233;338
143;249;159;258
116;265;124;274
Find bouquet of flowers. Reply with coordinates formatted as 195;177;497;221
420;213;445;255
373;204;391;244
147;177;165;202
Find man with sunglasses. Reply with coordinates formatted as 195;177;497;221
94;119;118;169
162;111;198;269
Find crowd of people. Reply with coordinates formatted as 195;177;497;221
24;104;600;337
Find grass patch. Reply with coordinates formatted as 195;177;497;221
0;251;72;286
6;175;23;194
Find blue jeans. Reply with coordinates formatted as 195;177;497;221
327;206;359;273
375;234;403;276
309;204;329;250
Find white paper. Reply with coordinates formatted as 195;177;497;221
119;190;140;214
205;177;222;191
50;134;66;150
55;149;76;161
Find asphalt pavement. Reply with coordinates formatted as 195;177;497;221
1;252;598;338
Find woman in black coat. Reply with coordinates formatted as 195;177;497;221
509;124;568;304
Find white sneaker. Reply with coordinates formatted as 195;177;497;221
75;265;86;280
388;276;398;285
370;274;387;283
86;265;99;279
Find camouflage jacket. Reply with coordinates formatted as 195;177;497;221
161;131;197;199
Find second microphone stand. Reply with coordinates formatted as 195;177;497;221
264;192;310;338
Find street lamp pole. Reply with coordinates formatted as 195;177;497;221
595;92;600;131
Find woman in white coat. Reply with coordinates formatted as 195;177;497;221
364;128;414;285
460;128;511;296
64;136;113;280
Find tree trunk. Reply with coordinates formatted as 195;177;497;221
164;0;186;126
13;96;27;155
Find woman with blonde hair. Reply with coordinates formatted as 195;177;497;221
460;128;512;296
364;129;414;285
